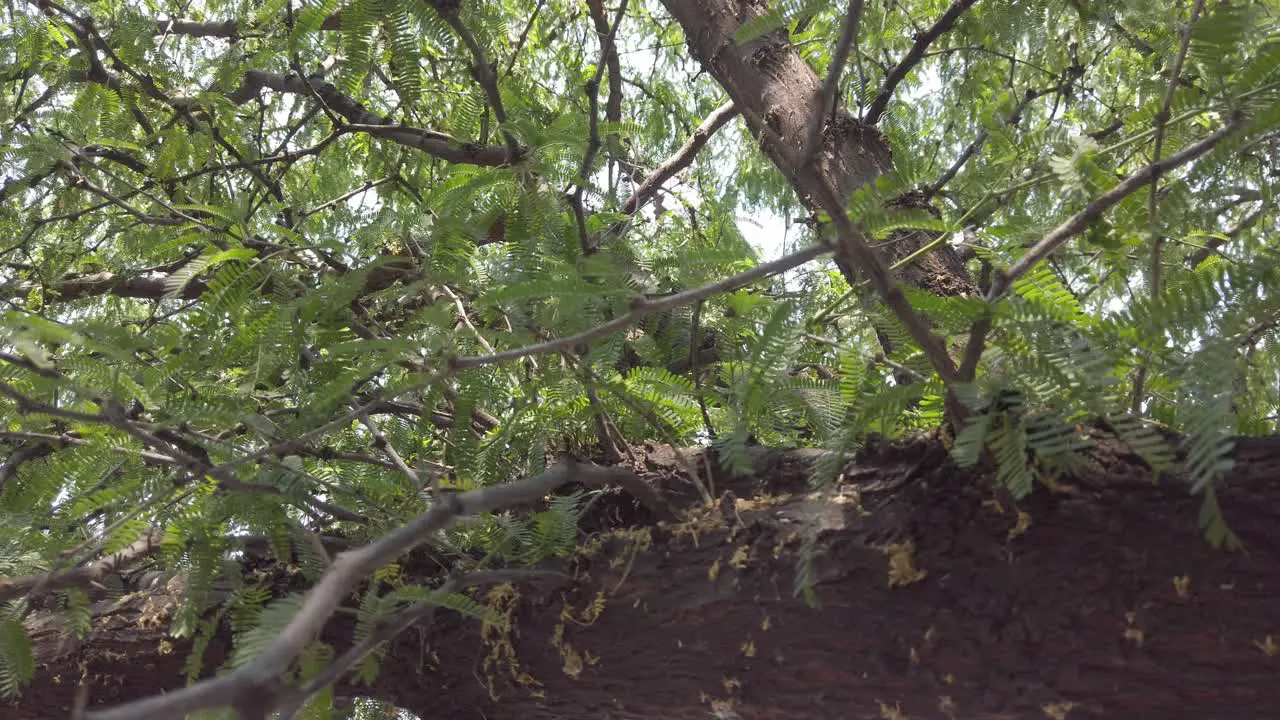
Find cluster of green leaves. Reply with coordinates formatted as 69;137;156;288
1;0;1278;711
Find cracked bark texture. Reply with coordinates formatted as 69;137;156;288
658;0;975;300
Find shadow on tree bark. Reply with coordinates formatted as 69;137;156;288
12;433;1280;720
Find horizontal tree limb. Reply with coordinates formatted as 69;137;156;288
0;532;162;603
150;13;344;39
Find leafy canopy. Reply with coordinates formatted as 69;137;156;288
1;0;1278;714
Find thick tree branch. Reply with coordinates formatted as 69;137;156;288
85;459;669;720
863;0;980;125
800;0;864;169
0;271;206;302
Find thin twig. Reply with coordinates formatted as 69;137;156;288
436;8;521;162
575;0;631;253
356;414;423;490
1132;0;1206;415
502;0;546;80
450;243;829;371
621;100;738;215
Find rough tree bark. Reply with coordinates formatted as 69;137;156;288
12;434;1280;720
657;0;976;300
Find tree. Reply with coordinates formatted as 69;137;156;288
2;0;1278;717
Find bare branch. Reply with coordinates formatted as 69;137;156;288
0;532;162;603
924;82;1067;200
621;100;738;215
502;1;546;80
863;0;980;125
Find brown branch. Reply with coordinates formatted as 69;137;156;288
924;128;987;200
586;0;624;129
0;532;162;603
0;164;57;204
433;7;520;161
863;0;980;125
620;100;738;215
800;0;864;169
808;176;959;382
84;459;670;720
502;0;546;80
575;0;630;254
0;440;57;490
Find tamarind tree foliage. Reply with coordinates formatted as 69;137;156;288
0;0;1277;716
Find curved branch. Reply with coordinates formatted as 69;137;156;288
84;459;670;720
229;71;518;167
863;0;980;125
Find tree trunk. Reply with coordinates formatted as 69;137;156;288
657;0;975;300
14;435;1280;719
